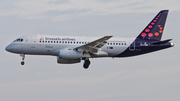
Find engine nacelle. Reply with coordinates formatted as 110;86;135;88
57;56;81;64
59;48;83;59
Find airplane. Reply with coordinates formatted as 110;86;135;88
5;10;174;69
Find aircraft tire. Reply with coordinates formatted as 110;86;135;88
83;60;90;69
21;61;25;65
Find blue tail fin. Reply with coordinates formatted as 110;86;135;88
137;10;169;41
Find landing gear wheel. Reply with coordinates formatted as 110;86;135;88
21;61;25;65
20;54;25;65
83;59;91;69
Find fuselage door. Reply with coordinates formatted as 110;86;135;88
30;36;37;48
129;40;135;51
21;42;23;50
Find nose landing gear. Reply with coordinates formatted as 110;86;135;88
21;61;25;65
20;54;25;65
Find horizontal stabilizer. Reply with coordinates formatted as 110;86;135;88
151;39;172;45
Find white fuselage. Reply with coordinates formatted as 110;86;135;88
6;35;134;58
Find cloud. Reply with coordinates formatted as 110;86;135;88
0;0;180;22
0;64;179;101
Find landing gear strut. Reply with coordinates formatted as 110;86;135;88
20;54;25;65
83;59;91;69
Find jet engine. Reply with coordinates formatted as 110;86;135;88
59;48;83;59
57;56;81;64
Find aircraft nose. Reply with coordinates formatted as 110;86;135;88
5;44;12;52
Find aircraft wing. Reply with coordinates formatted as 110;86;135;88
74;36;113;54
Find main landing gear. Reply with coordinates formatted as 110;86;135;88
83;59;91;69
20;54;25;65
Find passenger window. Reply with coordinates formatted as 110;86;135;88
40;41;41;43
57;41;58;43
45;41;47;43
110;43;112;45
82;42;84;44
79;42;81;44
42;41;44;43
125;43;126;45
122;43;123;45
116;43;118;45
62;41;64;43
48;41;50;43
65;41;67;43
21;39;23;42
77;42;78;44
59;41;61;43
119;43;121;45
113;43;115;45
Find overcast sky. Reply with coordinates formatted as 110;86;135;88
0;0;180;101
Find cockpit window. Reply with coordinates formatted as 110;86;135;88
13;38;23;42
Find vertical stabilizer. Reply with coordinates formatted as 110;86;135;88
137;10;169;41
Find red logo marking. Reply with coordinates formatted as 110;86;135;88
158;13;161;17
148;33;153;37
145;28;150;32
40;37;44;40
159;30;163;33
158;25;161;27
141;32;147;37
160;27;163;30
155;32;159;36
148;25;153;28
156;18;158;19
151;22;155;25
154;20;157;22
